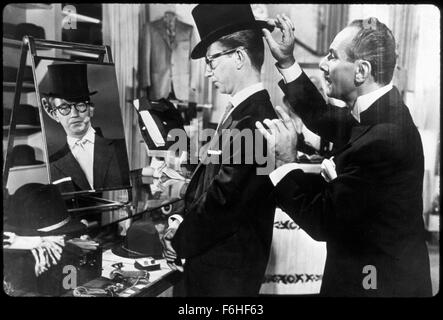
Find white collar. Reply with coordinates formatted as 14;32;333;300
351;83;393;122
67;126;96;148
229;82;265;108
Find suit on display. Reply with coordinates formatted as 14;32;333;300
141;14;198;101
274;72;432;297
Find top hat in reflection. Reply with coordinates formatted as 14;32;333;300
190;4;274;59
42;63;97;102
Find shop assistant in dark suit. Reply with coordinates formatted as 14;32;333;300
162;4;277;296
257;16;432;296
41;63;130;191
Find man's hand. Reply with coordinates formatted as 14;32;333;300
263;14;296;68
161;224;184;272
256;105;298;168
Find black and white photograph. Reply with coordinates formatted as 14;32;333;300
38;62;131;192
2;2;440;308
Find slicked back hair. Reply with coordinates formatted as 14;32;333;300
346;18;397;85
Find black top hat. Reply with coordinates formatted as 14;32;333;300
10;145;43;167
4;183;87;236
3;104;40;128
190;4;274;59
112;219;163;259
42;63;97;102
16;104;40;127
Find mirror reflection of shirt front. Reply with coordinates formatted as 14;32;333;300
67;126;95;189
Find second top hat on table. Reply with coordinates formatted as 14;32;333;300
190;4;274;59
42;63;97;102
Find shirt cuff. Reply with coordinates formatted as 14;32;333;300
269;163;302;186
276;62;303;84
168;214;183;228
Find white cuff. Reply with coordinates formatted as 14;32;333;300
269;163;302;186
168;214;183;228
276;62;303;84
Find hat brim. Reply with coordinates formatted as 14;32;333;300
11;159;44;167
111;245;163;259
41;91;98;101
191;20;274;59
4;219;87;237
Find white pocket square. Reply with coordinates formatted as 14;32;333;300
207;149;222;155
321;157;337;182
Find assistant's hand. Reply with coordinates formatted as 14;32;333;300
263;14;296;68
161;224;184;272
256;105;298;168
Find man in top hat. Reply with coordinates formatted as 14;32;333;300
41;63;130;192
161;4;278;296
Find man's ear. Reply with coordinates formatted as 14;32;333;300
355;60;372;84
41;97;59;122
89;105;95;118
235;49;246;69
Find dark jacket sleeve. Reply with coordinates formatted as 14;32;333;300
280;72;355;146
274;124;405;242
172;115;271;258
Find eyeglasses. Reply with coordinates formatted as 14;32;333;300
205;47;244;71
55;102;93;116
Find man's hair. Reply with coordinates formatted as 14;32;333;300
217;29;264;72
346;18;397;85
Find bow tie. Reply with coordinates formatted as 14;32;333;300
74;139;90;148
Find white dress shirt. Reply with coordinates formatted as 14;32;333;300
220;82;266;125
270;62;393;186
350;83;393;122
67;126;95;189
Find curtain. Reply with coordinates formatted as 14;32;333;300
390;5;419;96
103;3;149;170
317;4;349;55
101;4;149;231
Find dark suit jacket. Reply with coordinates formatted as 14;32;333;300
49;134;130;192
275;72;432;297
172;90;277;296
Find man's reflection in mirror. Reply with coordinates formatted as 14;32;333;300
41;63;130;191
